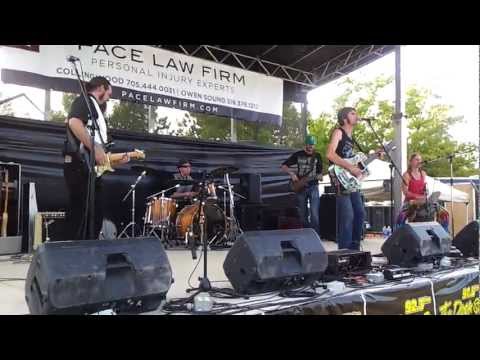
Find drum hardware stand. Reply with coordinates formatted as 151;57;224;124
421;149;475;236
363;118;404;229
44;219;55;242
218;174;245;246
146;184;180;201
118;171;146;238
185;181;242;301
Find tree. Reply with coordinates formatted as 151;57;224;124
183;102;306;147
50;93;77;123
0;92;14;116
307;75;478;177
108;100;149;132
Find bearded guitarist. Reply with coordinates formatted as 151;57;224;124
281;135;323;236
63;76;131;240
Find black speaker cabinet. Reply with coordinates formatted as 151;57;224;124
239;173;262;204
223;228;328;294
319;193;336;241
453;221;479;258
25;237;173;315
381;222;452;267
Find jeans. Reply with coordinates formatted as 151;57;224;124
336;191;365;250
297;184;321;236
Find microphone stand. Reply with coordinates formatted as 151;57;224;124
147;184;180;200
422;149;476;236
69;59;100;240
363;119;407;229
185;173;246;308
118;172;146;238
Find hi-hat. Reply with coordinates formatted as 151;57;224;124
210;166;239;177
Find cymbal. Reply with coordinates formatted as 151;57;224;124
167;179;198;186
210;166;239;177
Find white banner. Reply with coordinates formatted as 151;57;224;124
0;45;283;125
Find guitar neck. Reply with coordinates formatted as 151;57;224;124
109;151;141;162
360;142;395;167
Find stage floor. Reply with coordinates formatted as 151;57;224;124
0;237;385;315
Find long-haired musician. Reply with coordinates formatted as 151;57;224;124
326;107;365;250
396;153;449;231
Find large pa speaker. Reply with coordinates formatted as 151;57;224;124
25;237;172;315
381;221;451;266
223;228;327;294
453;220;479;258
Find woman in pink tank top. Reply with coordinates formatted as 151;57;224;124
396;153;449;231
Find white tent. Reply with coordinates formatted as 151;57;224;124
320;159;469;203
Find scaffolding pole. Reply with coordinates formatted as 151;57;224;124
392;46;407;226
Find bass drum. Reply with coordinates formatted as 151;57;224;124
175;202;226;241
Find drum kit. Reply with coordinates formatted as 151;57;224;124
126;166;245;249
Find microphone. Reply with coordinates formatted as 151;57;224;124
135;170;147;184
66;55;80;62
359;117;375;122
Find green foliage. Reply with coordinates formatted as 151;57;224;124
0;92;14;116
307;75;478;177
49;93;77;123
182;102;306;147
108;100;149;132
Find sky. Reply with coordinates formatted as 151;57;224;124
307;45;479;145
0;45;478;145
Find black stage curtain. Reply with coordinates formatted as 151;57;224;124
0;116;298;235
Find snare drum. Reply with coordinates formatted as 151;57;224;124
146;197;177;225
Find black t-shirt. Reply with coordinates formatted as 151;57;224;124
68;95;99;126
282;150;323;181
65;96;100;155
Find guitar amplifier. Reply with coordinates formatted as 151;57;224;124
33;212;67;249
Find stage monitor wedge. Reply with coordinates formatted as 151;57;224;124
381;222;451;267
25;237;172;315
223;228;327;295
453;220;479;258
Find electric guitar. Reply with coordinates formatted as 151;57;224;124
328;142;395;193
80;145;146;177
289;168;317;193
1;169;9;237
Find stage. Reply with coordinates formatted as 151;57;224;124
2;236;479;315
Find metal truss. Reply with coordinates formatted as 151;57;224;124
151;45;395;89
312;45;396;86
151;45;317;87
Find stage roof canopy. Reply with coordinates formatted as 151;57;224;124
155;45;397;102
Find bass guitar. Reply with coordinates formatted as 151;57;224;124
328;142;395;193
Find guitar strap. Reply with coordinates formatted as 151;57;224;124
352;136;366;154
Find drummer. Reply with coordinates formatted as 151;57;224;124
171;159;199;208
